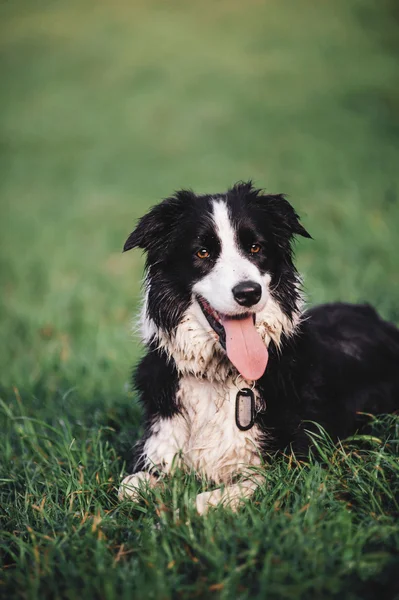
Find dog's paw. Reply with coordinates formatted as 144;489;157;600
195;481;258;514
118;471;157;502
195;489;223;515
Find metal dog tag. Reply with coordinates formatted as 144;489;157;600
235;388;255;431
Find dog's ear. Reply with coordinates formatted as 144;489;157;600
265;194;311;240
123;190;194;254
239;182;311;241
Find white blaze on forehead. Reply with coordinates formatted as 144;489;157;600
212;200;239;261
193;200;268;315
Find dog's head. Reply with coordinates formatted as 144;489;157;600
124;182;310;381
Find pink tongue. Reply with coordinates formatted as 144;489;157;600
221;315;268;381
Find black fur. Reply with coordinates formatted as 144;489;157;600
257;303;399;455
124;182;399;470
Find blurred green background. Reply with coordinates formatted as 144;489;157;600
1;2;399;597
1;0;398;414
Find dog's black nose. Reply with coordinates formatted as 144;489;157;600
232;281;262;307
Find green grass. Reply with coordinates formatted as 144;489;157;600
0;0;399;597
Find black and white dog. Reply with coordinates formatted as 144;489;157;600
119;182;399;513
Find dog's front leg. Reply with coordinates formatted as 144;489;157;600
195;474;264;515
118;414;189;502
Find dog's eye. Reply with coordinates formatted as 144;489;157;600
196;248;210;259
250;243;261;254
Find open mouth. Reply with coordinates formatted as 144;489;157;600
197;296;255;350
196;295;268;381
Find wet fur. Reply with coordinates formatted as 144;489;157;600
119;182;399;512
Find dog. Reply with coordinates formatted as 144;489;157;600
118;182;399;514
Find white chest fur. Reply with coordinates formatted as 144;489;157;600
143;376;264;483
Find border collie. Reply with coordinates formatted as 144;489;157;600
119;182;399;513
